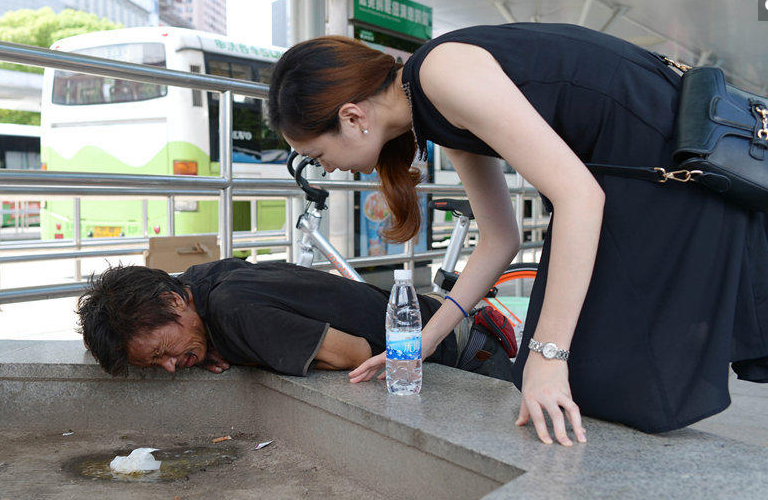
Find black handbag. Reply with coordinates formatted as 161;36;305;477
585;53;768;213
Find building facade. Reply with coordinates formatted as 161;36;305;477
272;0;287;47
63;0;158;27
0;0;158;28
173;0;226;35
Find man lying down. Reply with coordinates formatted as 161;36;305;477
77;257;516;381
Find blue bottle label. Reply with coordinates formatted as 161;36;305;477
386;336;421;361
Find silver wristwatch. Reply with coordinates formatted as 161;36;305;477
528;339;570;361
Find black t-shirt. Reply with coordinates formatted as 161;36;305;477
177;258;456;376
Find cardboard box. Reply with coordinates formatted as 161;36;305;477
146;235;219;273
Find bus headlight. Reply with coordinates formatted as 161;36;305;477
174;200;199;212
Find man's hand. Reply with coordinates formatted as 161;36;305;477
200;349;230;374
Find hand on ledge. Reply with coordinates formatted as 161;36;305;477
199;349;230;374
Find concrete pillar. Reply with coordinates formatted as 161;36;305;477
325;0;354;258
288;0;329;262
326;0;349;35
288;0;326;45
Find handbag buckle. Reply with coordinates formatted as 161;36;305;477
654;167;703;183
754;105;768;140
661;55;692;73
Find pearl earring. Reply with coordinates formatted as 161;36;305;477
363;129;369;134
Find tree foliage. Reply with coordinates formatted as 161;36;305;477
0;109;40;126
0;7;121;74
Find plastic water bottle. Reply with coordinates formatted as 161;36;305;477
386;269;422;395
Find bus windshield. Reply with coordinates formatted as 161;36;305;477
206;55;288;164
52;43;167;105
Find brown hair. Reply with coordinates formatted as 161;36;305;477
268;35;422;242
76;265;189;376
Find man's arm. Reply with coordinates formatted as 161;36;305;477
201;327;371;373
210;299;379;376
314;327;373;370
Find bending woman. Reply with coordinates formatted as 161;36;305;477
267;23;768;446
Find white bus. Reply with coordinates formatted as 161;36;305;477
0;123;41;227
0;123;40;170
40;27;289;240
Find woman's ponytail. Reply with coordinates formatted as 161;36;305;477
376;131;422;243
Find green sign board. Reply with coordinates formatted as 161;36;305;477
204;38;284;61
353;0;432;40
355;27;422;53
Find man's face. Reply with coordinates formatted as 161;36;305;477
126;291;208;373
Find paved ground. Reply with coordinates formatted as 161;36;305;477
0;430;384;500
690;375;768;447
0;226;40;242
0;253;142;341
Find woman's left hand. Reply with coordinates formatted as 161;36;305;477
515;354;587;446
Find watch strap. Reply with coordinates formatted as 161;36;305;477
528;339;570;361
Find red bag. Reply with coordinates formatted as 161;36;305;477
473;306;518;358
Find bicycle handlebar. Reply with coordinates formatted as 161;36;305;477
286;150;329;208
287;150;299;177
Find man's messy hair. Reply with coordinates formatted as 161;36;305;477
76;265;189;376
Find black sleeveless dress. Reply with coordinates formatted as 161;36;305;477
401;22;768;433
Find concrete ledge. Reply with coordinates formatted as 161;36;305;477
2;340;768;499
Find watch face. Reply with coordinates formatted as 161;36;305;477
542;342;558;359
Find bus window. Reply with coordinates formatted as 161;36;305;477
208;59;230;78
52;43;167;105
230;62;252;81
190;65;203;107
254;62;288;163
258;64;275;85
0;127;40;170
206;56;288;164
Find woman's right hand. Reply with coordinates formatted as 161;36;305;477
348;351;386;382
348;329;442;383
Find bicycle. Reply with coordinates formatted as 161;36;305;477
286;151;538;340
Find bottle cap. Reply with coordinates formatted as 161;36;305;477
394;269;412;281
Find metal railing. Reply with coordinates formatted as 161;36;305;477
0;40;547;305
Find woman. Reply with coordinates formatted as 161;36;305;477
267;23;768;446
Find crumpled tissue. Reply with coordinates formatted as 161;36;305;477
109;448;162;474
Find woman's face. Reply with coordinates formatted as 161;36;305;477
284;107;382;175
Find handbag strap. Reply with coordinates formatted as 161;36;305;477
585;163;665;183
584;162;731;192
582;54;736;191
578;53;740;194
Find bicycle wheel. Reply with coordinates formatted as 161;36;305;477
478;263;538;350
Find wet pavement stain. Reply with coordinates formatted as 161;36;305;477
62;445;239;482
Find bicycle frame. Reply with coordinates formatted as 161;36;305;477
295;198;472;290
287;150;474;291
295;202;364;282
431;214;470;293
